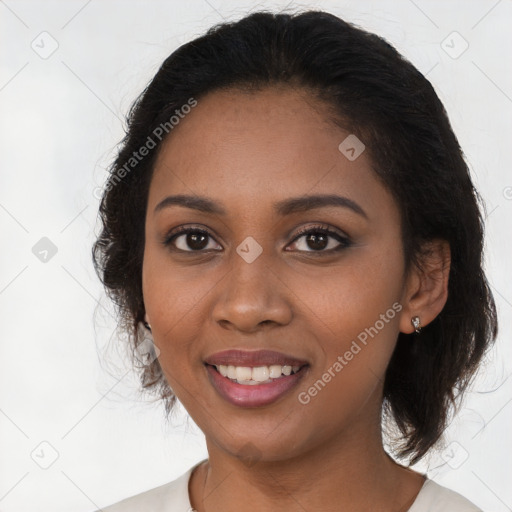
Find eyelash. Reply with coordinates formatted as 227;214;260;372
162;224;352;254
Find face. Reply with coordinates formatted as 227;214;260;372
142;86;412;462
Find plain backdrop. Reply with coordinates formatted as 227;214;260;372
0;1;511;511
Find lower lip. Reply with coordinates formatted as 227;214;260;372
205;364;308;408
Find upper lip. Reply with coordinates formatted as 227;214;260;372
204;349;309;368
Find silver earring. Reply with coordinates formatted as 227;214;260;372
411;316;421;334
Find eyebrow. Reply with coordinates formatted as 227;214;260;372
154;193;368;219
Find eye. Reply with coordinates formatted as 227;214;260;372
163;226;222;252
162;224;351;254
287;224;352;253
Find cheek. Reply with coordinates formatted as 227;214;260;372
142;251;203;352
142;267;210;405
290;242;404;344
290;245;404;405
293;290;401;441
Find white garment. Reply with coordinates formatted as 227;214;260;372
96;458;482;512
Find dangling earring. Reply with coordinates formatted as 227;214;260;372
411;316;421;334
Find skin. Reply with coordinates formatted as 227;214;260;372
142;85;451;512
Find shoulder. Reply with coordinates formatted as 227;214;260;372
409;479;482;512
94;459;206;512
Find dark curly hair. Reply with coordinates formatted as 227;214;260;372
92;9;498;464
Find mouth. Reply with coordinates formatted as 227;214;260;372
206;362;307;385
203;350;310;407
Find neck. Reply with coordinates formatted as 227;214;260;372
190;419;425;512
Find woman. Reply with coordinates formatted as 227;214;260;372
92;9;497;512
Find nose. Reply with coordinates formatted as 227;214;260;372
211;251;293;333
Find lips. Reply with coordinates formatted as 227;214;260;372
204;349;309;367
203;349;310;407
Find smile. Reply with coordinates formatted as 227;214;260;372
203;349;310;407
213;363;303;384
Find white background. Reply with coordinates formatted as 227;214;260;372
0;1;511;510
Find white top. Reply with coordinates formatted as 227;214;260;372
96;459;482;512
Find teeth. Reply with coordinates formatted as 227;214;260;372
214;364;304;384
227;365;237;379
269;365;282;378
252;366;270;382
235;366;252;382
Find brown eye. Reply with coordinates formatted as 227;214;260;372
163;227;222;252
287;225;351;253
162;224;351;254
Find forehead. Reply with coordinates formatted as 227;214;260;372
149;86;394;219
154;86;344;177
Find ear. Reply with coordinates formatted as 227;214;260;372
399;239;451;334
144;312;151;327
